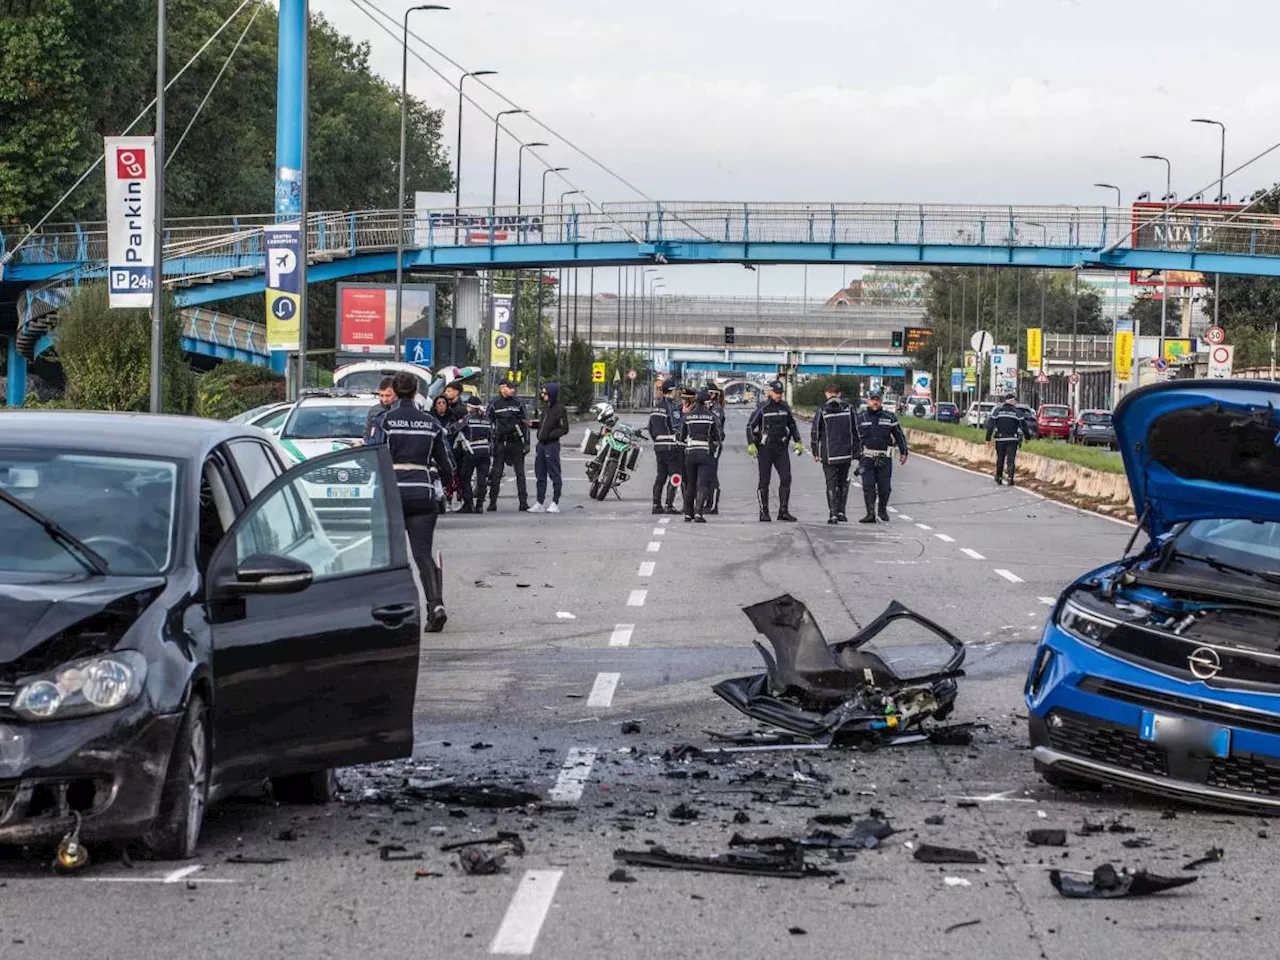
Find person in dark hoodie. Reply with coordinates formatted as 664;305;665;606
530;382;570;513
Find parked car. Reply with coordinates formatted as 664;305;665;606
230;401;291;434
964;402;996;428
0;412;422;857
1015;404;1040;439
1036;404;1073;440
1070;409;1117;448
907;400;933;419
933;402;961;424
1026;380;1280;810
275;394;382;521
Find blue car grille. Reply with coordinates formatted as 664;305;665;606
1207;756;1280;797
1046;710;1168;777
1079;677;1280;737
1101;627;1280;691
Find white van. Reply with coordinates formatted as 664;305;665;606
333;361;433;398
964;402;996;428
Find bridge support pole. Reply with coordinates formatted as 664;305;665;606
6;335;27;408
272;0;305;376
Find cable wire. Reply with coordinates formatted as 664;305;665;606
2;0;257;264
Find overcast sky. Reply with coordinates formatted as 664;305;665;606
315;0;1280;296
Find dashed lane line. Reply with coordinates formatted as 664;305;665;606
586;672;620;707
627;590;647;607
887;507;899;513
897;514;914;522
609;624;634;647
647;541;662;553
1038;597;1056;606
915;523;932;531
652;528;666;537
489;870;564;955
547;747;597;803
934;533;956;543
995;568;1026;583
638;561;655;577
659;518;671;525
960;548;986;560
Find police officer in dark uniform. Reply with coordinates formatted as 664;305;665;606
679;389;721;523
376;372;456;632
746;380;802;522
485;380;530;512
456;395;492;513
364;377;396;443
855;390;908;523
985;392;1032;485
810;381;859;524
647;378;684;515
705;383;726;515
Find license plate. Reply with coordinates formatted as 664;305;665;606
324;486;362;499
1139;711;1230;759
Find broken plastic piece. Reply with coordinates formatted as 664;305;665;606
1182;847;1224;871
669;803;700;822
458;848;505;875
405;781;540;809
620;721;641;735
945;919;982;934
225;854;291;865
608;868;637;883
1049;863;1198;899
379;844;423;862
614;846;837;879
1027;829;1067;847
914;843;986;864
440;832;526;857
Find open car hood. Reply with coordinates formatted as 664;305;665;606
1114;379;1280;538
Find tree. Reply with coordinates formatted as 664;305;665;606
491;270;558;380
562;337;594;409
196;359;285;419
1122;292;1181;338
1203;184;1280;367
53;284;196;412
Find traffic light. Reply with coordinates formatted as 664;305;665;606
891;330;904;350
724;326;735;345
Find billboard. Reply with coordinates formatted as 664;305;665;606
336;282;436;357
1129;201;1244;288
1025;327;1042;372
264;223;301;351
414;190;545;246
104;136;156;309
490;294;512;369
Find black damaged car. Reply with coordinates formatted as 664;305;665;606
0;413;423;858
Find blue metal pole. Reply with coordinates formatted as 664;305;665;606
271;0;304;375
6;335;27;407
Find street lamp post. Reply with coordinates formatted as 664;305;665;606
1192;118;1227;330
650;282;665;392
532;167;567;400
396;4;448;363
831;337;860;375
1094;184;1123;405
453;69;495;245
509;141;547;391
1141;154;1173;365
559;188;581;243
491;108;526;212
150;0;166;411
647;275;663;389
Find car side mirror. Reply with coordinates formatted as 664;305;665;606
219;553;313;596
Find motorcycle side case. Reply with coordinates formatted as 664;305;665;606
581;429;602;455
626;445;641;471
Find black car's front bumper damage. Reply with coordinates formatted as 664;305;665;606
0;699;180;846
711;595;966;745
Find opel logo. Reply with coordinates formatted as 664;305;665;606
337;470;349;483
1188;647;1222;681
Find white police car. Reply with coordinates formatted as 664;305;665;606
274;393;380;521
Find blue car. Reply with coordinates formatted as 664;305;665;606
1027;379;1280;811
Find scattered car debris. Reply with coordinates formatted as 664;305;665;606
556;612;576;620
788;927;808;936
711;595;966;745
1182;848;1224;871
614;846;837;879
943;877;971;888
620;721;642;735
669;803;701;822
1122;838;1152;849
945;920;982;934
404;780;540;809
474;580;494;588
225;854;291;865
914;844;986;864
1027;829;1067;847
1050;864;1198;899
275;829;298;842
440;832;526;857
470;742;493;751
379;844;423;862
608;868;637;883
458;848;506;876
924;815;946;826
414;869;444;880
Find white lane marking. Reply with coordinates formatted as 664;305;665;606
652;528;666;536
960;548;986;560
897;514;914;522
934;533;956;543
587;672;620;707
647;541;662;553
887;507;899;513
1039;596;1056;606
627;590;647;607
165;865;203;883
658;518;671;525
548;747;597;803
915;523;932;531
995;568;1025;583
609;623;634;647
950;790;1035;803
489;870;564;955
638;561;656;577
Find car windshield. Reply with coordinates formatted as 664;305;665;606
337;370;431;395
1042;406;1069;417
283;404;368;440
1174;519;1280;571
0;452;178;575
1082;412;1112;425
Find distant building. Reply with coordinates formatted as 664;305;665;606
825;267;929;306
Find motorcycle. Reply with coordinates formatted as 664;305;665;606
582;402;646;501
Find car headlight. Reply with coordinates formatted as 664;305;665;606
1056;600;1117;647
11;651;147;721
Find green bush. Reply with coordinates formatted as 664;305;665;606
55;284;197;413
903;418;1125;474
794;376;863;409
197;360;287;419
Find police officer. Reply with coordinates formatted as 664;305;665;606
456;395;492;513
705;383;726;515
855;390;908;523
746;380;802;522
810;381;859;524
376;371;456;632
679;389;721;523
985;392;1032;486
647;379;684;515
364;377;396;443
486;380;530;512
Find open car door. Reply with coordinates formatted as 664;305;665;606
204;445;421;787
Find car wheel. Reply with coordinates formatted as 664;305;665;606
272;768;338;804
144;694;209;860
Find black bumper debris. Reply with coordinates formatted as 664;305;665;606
1050;863;1198;898
614;845;837;879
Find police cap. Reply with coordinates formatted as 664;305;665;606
662;378;677;393
767;380;785;394
867;390;883;400
465;395;484;408
696;390;711;403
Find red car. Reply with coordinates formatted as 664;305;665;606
1036;404;1073;439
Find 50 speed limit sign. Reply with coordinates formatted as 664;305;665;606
1205;326;1226;345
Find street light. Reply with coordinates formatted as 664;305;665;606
1093;184;1124;403
831;336;862;375
454;69;496;244
516;142;548;209
1141;154;1173;361
559;189;581;243
491;108;526;211
1093;182;1121;209
396;4;449;362
1192;118;1227;330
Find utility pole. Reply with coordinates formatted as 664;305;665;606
149;0;166;412
294;0;309;395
